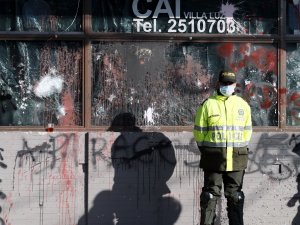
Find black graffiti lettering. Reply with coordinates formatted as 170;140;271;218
111;133;176;166
13;134;79;189
247;133;294;180
0;191;6;200
17;140;51;164
91;138;108;166
48;134;78;168
0;149;6;169
0;148;6;225
0;148;3;160
15;134;78;169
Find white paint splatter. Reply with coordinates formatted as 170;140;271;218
220;3;237;18
220;2;246;34
57;105;66;118
130;88;137;95
129;96;134;104
144;105;159;125
34;69;64;97
196;79;202;88
108;94;116;102
135;48;152;63
112;213;119;225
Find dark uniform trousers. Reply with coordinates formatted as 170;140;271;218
200;170;245;225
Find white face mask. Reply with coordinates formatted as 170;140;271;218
219;84;235;96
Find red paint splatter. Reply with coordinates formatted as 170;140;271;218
237;59;246;69
290;92;300;107
218;43;277;75
56;134;78;225
217;43;233;57
244;82;276;109
278;88;287;95
249;48;277;74
59;92;76;126
278;88;287;105
259;86;273;109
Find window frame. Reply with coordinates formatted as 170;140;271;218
0;0;297;132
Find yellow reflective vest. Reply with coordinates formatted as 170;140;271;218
193;93;252;171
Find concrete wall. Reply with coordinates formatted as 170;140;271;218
0;131;300;225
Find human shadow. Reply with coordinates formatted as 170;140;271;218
78;112;182;225
287;174;300;225
286;134;300;225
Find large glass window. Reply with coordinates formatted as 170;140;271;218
91;42;278;126
0;0;82;32
1;0;299;129
0;41;83;126
287;43;300;125
92;0;278;34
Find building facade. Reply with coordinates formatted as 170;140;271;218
1;0;300;224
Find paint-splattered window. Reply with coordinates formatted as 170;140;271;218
0;41;83;126
0;0;292;129
287;43;300;125
0;0;82;32
91;42;278;126
92;0;278;34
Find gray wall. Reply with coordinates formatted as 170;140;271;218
0;131;299;225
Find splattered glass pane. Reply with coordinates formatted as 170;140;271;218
0;0;82;31
92;0;278;34
0;41;83;126
91;42;278;126
286;43;300;125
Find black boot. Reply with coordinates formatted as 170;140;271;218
200;192;217;225
227;191;244;225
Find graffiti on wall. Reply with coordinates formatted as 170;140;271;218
91;131;300;182
245;133;300;180
172;133;300;181
79;113;182;225
2;131;300;225
76;130;300;225
13;134;78;180
8;133;81;225
247;133;292;180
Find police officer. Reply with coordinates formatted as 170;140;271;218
193;71;252;225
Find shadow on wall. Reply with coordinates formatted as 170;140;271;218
287;135;300;225
77;112;182;225
287;174;300;225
